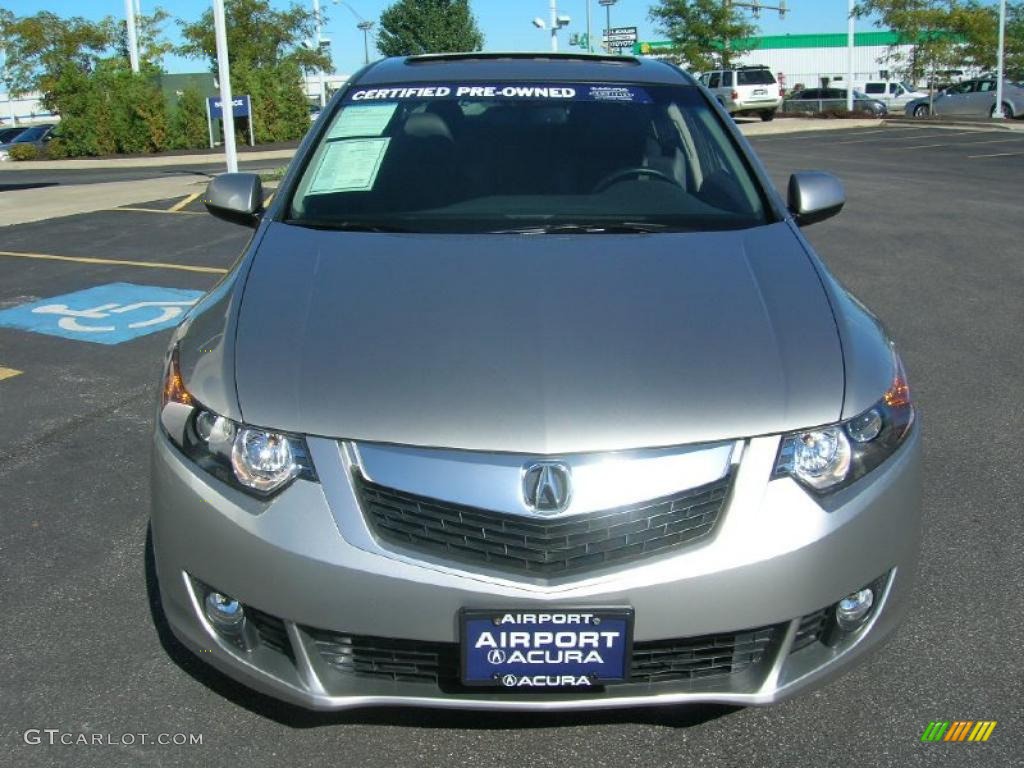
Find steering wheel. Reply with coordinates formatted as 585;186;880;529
592;167;679;193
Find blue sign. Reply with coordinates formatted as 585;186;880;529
461;609;632;688
0;283;203;345
208;94;252;118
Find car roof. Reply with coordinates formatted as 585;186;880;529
354;52;694;87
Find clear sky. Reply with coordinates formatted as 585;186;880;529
4;0;885;76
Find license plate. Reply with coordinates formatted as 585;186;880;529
460;609;633;689
753;88;767;95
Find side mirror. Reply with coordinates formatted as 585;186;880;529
203;173;263;227
788;171;845;226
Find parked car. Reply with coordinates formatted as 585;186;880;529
782;88;888;116
698;65;783;120
153;52;921;712
854;80;927;109
905;78;1024;118
0;123;56;160
0;127;27;143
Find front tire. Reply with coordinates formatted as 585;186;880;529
913;104;930;118
760;110;776;122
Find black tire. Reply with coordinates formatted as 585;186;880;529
913;104;930;118
760;110;776;122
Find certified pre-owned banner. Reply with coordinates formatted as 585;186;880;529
345;84;653;104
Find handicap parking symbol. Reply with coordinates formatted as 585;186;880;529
0;283;204;345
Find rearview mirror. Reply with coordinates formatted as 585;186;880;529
203;173;263;227
787;171;845;226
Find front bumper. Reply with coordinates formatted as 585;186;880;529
150;428;922;711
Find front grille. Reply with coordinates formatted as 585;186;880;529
307;629;459;684
356;473;731;577
791;607;830;653
248;608;294;660
308;625;777;688
631;627;775;683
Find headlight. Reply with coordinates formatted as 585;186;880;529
774;348;914;494
160;346;316;497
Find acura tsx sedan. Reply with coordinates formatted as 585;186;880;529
152;52;921;711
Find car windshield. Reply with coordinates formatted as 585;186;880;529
287;82;770;233
0;127;26;142
737;70;775;85
13;126;45;142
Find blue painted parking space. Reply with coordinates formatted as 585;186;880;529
0;282;203;345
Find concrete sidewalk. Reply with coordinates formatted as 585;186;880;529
0;148;295;171
0;174;208;227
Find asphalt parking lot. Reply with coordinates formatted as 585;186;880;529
1;124;1021;767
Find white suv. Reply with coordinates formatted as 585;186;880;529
699;66;782;121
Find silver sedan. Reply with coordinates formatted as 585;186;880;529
906;78;1024;118
151;53;921;712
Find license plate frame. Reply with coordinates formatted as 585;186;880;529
460;608;634;689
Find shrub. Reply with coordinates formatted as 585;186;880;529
169;86;210;150
44;138;69;159
8;143;38;161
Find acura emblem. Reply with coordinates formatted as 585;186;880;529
522;461;572;514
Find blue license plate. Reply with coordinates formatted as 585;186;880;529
460;609;633;689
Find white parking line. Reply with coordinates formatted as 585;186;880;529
967;151;1024;159
836;130;980;145
903;143;947;150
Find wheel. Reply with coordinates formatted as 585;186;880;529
913;104;930;118
760;110;776;122
990;102;1014;119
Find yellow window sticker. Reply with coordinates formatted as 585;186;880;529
308;138;390;194
328;103;398;139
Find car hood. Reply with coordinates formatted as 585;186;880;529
233;221;844;454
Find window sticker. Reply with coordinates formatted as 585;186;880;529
343;83;652;104
328;103;398;139
308;138;390;194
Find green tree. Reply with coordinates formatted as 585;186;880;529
115;7;176;68
853;1;1009;83
648;0;758;71
376;0;484;57
178;0;328;142
178;0;329;73
0;11;116;100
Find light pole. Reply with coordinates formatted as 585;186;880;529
212;0;238;172
599;0;616;54
847;0;855;111
586;0;593;52
312;0;325;108
357;21;374;65
531;4;570;52
550;0;558;52
994;0;1006;119
124;0;140;72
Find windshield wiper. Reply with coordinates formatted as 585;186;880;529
490;222;670;234
285;218;409;233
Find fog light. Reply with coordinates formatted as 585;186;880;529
204;591;245;633
836;588;874;631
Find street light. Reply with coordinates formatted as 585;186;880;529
312;0;325;108
124;0;140;72
533;2;571;52
357;20;375;66
212;0;238;172
333;2;376;66
994;0;1007;119
598;0;616;55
